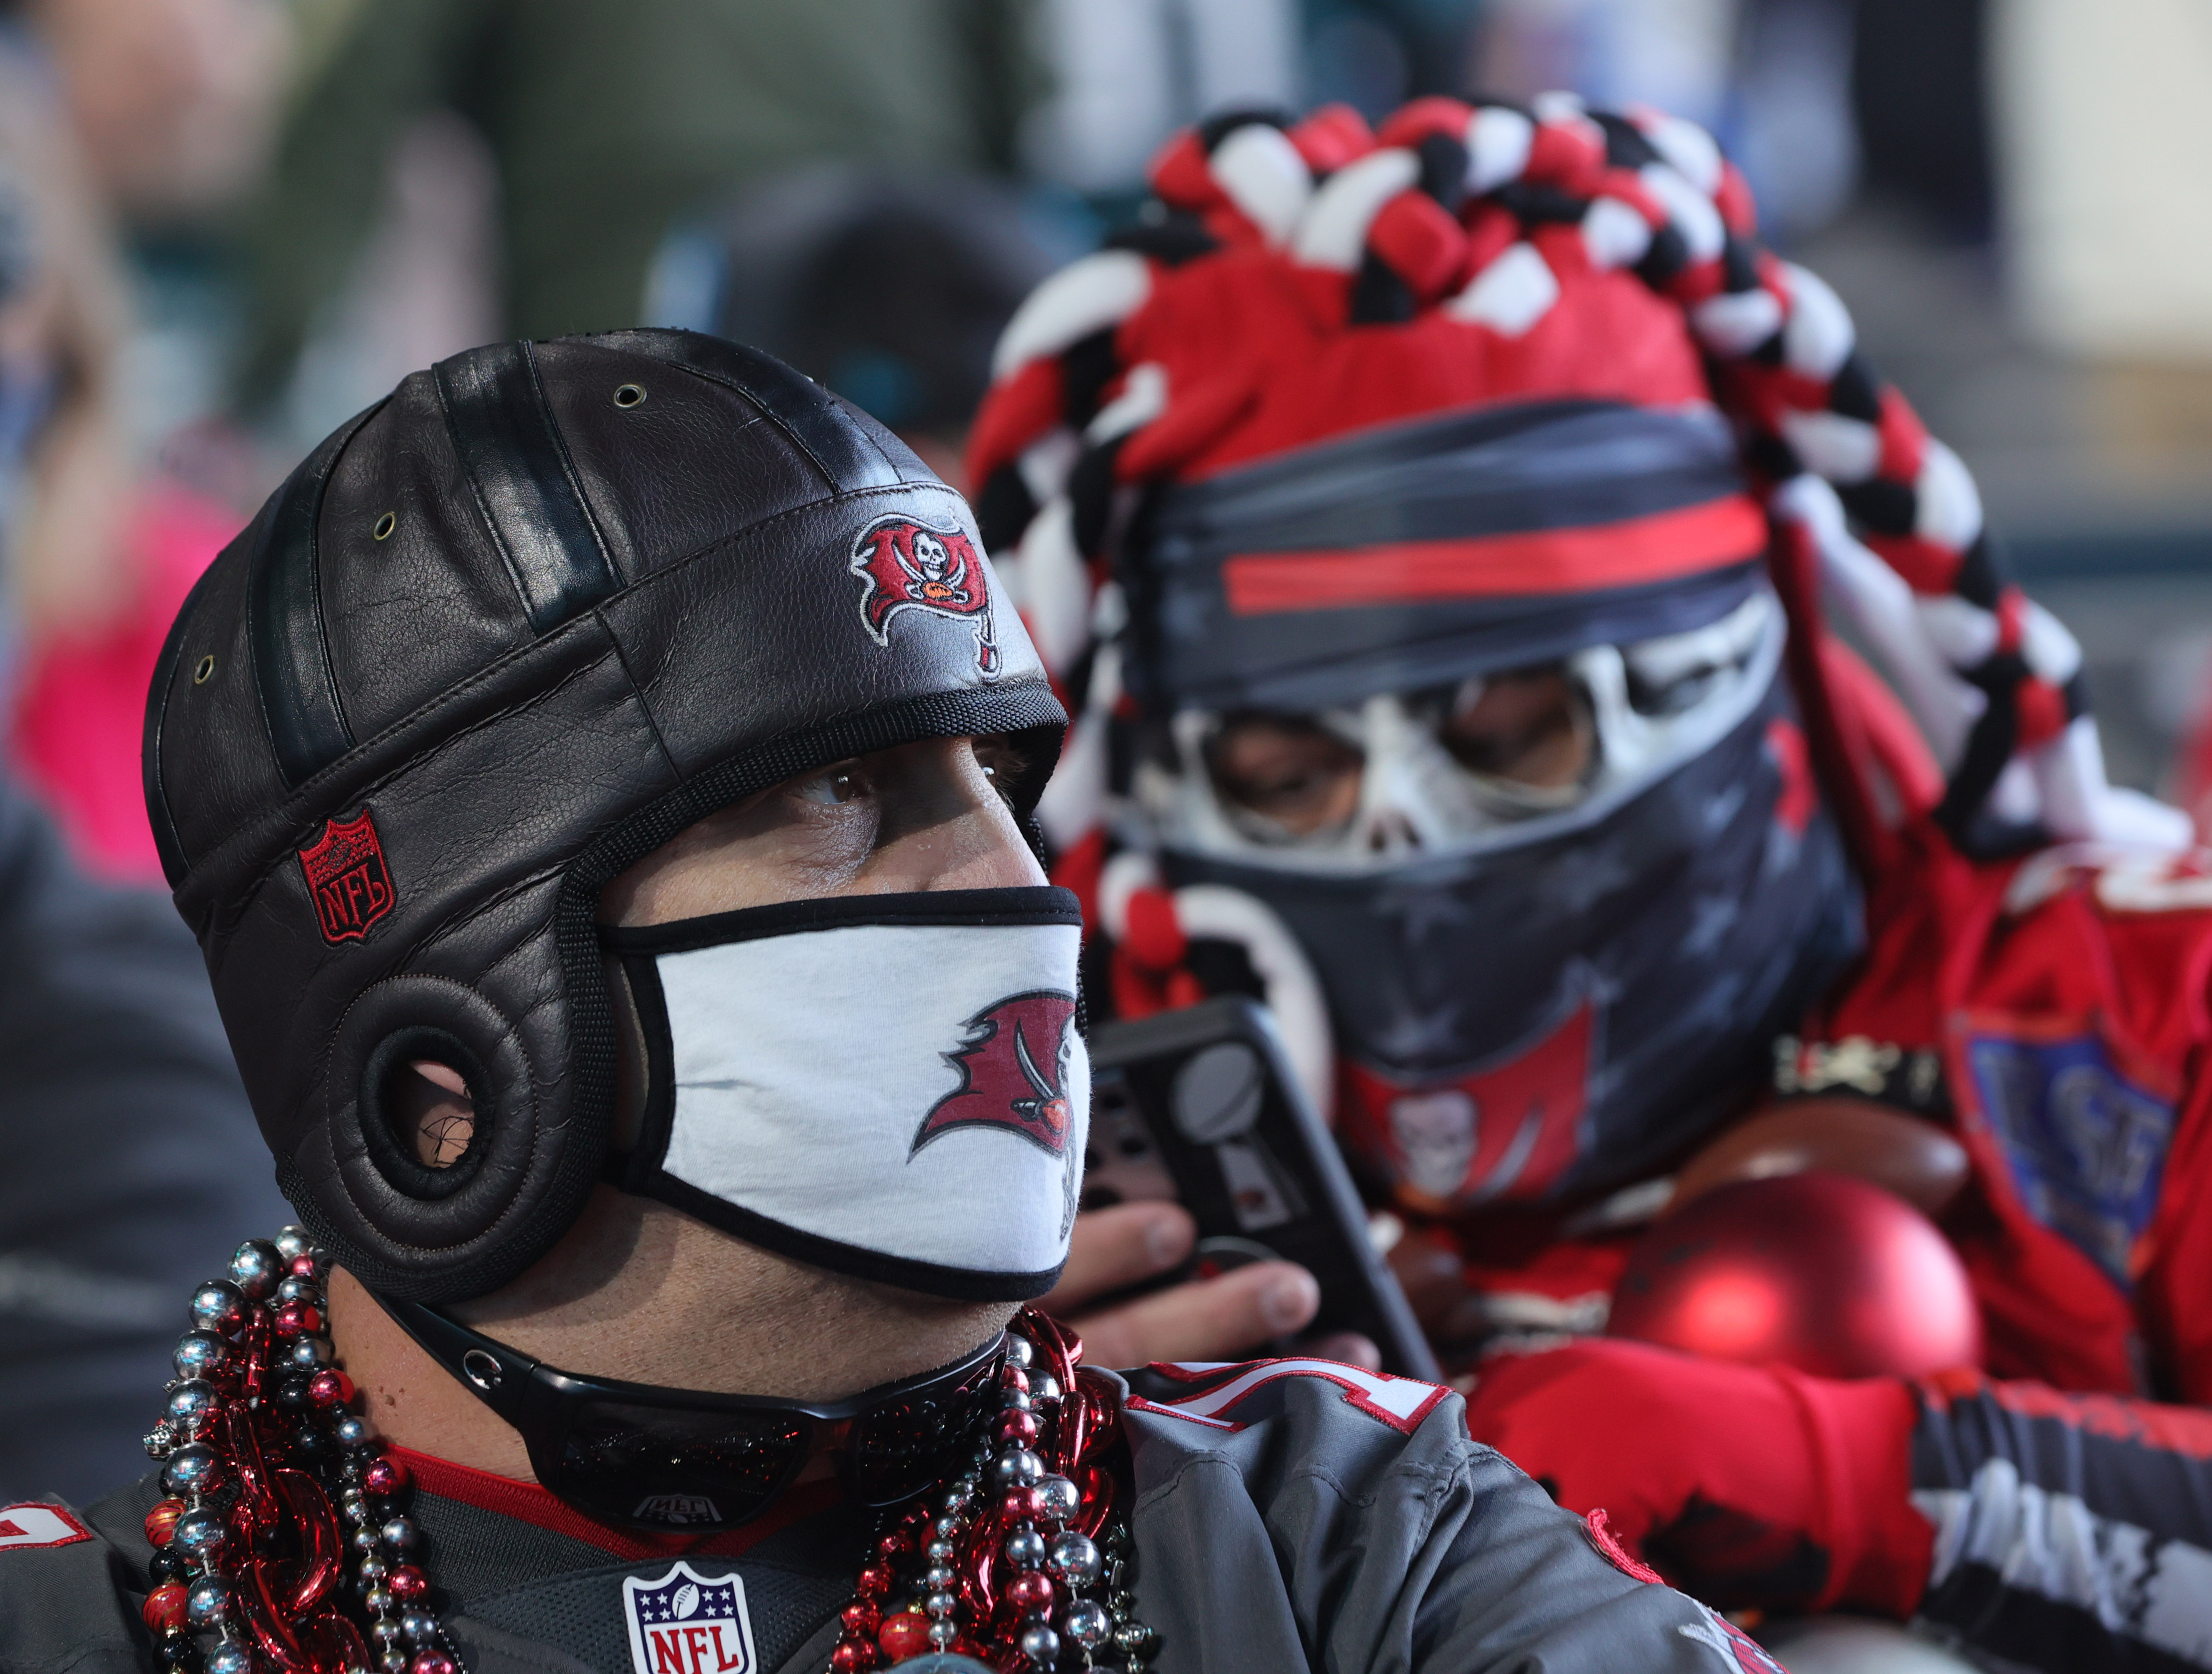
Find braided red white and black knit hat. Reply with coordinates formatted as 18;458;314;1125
968;95;2188;871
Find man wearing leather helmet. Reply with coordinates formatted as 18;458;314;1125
0;331;1754;1674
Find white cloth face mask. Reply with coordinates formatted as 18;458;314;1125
600;887;1088;1301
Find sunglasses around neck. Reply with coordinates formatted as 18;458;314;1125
373;1295;1005;1533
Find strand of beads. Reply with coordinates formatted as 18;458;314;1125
1093;1523;1154;1673
339;1432;442;1674
141;1228;455;1674
987;1334;1098;1669
826;1321;1155;1673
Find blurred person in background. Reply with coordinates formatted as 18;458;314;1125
14;0;290;228
0;9;286;1504
970;93;2212;1670
0;0;287;882
0;761;284;1505
0;13;136;697
1018;0;1299;206
661;165;1060;493
237;0;1038;431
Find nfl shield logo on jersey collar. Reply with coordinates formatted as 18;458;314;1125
622;1561;757;1674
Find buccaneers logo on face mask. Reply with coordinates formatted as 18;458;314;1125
849;515;1001;680
913;991;1078;1158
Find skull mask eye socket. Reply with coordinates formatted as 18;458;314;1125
1203;713;1365;837
1435;668;1593;791
1198;667;1591;845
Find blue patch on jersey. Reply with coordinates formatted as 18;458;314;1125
1965;1031;2175;1287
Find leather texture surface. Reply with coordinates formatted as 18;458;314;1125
143;330;1063;1301
434;342;622;635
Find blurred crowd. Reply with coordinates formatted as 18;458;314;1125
0;0;2209;1502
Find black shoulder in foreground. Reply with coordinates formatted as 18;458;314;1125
0;1475;166;1674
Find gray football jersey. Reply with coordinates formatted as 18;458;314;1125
0;1361;1779;1674
1113;1359;1779;1673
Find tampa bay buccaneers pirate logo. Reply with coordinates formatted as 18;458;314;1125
849;515;1001;679
912;991;1078;1158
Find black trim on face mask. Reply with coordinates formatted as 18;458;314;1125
629;1162;1067;1302
606;943;681;1201
599;884;1082;956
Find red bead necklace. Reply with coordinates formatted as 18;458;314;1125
138;1231;1155;1674
824;1312;1154;1673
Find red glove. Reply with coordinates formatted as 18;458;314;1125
1463;1338;1934;1616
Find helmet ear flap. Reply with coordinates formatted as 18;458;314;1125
298;974;588;1301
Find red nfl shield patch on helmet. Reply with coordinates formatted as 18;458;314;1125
298;810;396;944
849;515;1000;680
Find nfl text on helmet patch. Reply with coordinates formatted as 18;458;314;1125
296;810;396;945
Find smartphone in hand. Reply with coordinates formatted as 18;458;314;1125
1085;996;1441;1381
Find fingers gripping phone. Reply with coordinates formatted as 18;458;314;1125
1083;997;1441;1381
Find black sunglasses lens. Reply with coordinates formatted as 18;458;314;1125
550;1402;809;1529
847;1355;1000;1507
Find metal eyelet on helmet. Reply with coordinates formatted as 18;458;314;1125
613;383;647;408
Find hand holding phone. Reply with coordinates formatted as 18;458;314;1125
1080;997;1440;1381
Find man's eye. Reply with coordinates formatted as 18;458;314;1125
794;765;864;805
972;737;1026;807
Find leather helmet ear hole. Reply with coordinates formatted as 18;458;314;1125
359;1025;494;1202
613;383;646;409
396;1059;475;1167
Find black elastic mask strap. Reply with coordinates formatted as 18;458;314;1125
597;884;1083;958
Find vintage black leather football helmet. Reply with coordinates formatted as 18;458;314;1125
143;330;1063;1302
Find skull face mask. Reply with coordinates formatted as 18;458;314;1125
1139;529;1859;1208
